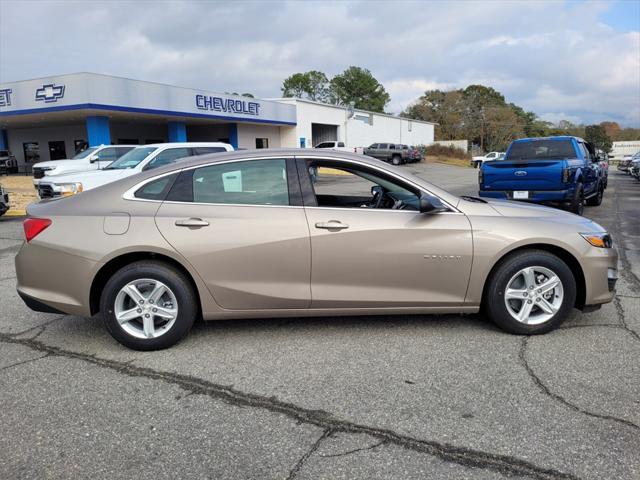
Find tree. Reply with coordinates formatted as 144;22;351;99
600;121;621;140
585;124;613;153
329;66;390;112
281;70;330;102
402;90;464;140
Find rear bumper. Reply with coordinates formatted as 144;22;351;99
479;188;574;202
15;242;97;317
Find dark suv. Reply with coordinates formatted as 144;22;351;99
364;143;410;165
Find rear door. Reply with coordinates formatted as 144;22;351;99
154;157;311;310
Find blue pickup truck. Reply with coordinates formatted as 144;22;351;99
478;136;604;215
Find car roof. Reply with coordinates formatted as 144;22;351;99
512;136;584;143
141;142;232;148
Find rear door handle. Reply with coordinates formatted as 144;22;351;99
315;220;349;230
175;218;209;227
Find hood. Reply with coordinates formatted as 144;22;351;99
41;168;131;190
487;199;605;230
33;159;80;169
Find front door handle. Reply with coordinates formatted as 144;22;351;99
175;218;209;227
315;220;349;230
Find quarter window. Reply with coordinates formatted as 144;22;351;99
134;174;178;200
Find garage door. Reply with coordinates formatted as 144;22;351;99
311;123;338;148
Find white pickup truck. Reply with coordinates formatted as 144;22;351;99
315;141;364;154
32;144;136;187
471;151;505;168
37;142;233;199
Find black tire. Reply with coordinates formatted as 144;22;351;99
484;250;576;335
100;260;197;350
568;183;584;215
391;155;401;166
586;183;604;206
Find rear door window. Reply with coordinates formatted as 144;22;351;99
192;147;228;155
168;159;290;206
145;148;192;170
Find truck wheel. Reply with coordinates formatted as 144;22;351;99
586;183;604;206
569;183;584;215
391;155;401;166
484;250;576;335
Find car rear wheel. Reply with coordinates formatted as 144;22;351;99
100;260;197;350
391;155;401;166
568;183;584;215
484;250;576;335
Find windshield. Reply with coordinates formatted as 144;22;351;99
104;147;157;170
506;140;577;161
72;147;99;160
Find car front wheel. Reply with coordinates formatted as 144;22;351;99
484;250;576;335
100;260;197;350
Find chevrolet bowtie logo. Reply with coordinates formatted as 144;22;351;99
35;83;65;103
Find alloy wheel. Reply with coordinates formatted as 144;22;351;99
114;278;178;339
503;266;564;325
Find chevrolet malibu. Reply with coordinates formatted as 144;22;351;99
16;149;618;350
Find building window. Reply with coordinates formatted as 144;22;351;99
23;142;40;163
74;140;88;154
256;138;269;149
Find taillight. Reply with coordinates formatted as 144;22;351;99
561;168;571;183
23;218;52;242
478;168;484;185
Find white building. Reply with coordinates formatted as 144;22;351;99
0;73;435;171
609;140;640;161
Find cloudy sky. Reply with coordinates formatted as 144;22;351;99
1;0;639;126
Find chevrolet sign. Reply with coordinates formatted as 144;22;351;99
35;84;65;103
195;95;260;116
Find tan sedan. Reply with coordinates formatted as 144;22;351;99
16;149;618;350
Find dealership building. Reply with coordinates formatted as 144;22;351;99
0;72;435;170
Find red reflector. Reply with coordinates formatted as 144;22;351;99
23;218;52;242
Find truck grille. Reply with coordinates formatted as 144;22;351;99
38;184;55;199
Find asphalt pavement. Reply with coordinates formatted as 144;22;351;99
0;165;638;480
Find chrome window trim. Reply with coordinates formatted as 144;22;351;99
122;155;461;213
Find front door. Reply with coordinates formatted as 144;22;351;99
154;157;311;310
300;159;473;308
48;141;66;160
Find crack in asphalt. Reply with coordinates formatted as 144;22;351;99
286;428;333;480
9;315;67;339
0;332;580;480
0;353;50;372
519;337;639;431
614;296;640;342
318;438;387;458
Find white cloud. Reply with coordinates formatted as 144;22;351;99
0;0;638;126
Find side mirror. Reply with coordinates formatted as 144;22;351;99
89;154;99;163
419;193;448;214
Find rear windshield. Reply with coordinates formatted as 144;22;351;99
506;140;577;161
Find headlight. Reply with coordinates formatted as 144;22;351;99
580;232;612;248
56;182;84;196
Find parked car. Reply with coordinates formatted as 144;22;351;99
479;136;604;215
471;151;505;168
17;149;618;350
0;150;16;175
37;142;233;198
32;144;137;188
314;141;364;154
364;143;409;165
408;145;423;163
618;152;639;173
631;157;640;180
596;150;609;188
0;183;9;216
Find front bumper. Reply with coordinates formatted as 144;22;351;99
479;189;574;202
582;246;618;307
